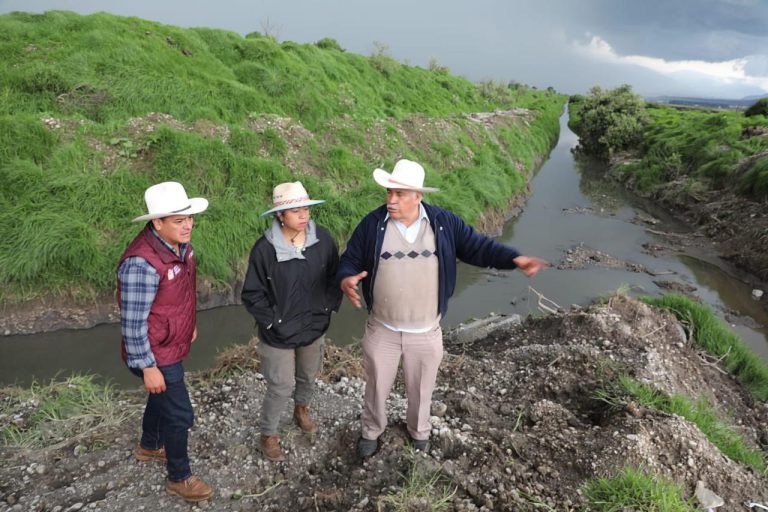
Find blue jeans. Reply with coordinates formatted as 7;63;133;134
129;362;193;482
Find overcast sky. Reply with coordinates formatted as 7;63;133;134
1;0;767;99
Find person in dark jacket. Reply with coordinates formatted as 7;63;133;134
117;181;213;503
338;159;548;457
242;181;343;461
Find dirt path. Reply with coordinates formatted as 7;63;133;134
2;296;766;511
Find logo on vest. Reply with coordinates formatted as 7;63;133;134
167;265;182;281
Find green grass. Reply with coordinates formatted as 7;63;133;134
0;10;567;304
0;374;139;448
596;375;767;473
642;294;768;401
583;467;695;512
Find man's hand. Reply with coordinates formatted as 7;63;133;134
191;326;198;343
513;256;549;277
340;271;368;308
142;367;166;394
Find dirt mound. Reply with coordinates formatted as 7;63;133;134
1;296;766;510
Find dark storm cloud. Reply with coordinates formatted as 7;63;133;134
559;0;768;61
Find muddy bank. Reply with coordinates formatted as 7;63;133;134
611;156;768;288
2;295;766;511
0;277;241;337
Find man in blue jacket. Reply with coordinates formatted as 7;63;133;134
338;159;547;457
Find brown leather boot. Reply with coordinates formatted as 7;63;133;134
294;404;318;433
259;434;285;461
165;475;214;502
134;444;166;462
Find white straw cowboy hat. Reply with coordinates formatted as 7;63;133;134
261;181;325;216
373;159;439;193
132;182;209;223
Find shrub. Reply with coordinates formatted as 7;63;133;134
744;97;768;117
315;38;344;52
370;41;399;77
574;84;649;160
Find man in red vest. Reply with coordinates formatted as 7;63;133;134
117;182;213;503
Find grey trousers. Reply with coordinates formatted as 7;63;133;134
258;336;325;435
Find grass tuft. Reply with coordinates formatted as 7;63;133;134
383;451;457;512
583;466;695;512
596;376;767;473
0;374;139;449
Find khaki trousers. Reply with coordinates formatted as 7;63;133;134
258;336;324;435
361;319;443;441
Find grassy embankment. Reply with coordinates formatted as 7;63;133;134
569;97;768;199
0;10;565;306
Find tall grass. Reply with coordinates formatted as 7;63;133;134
642;294;768;401
0;10;566;303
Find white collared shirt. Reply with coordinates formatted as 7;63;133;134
384;203;429;243
381;203;435;333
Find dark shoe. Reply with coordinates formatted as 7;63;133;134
259;434;285;462
358;437;378;458
134;444;166;462
411;438;430;452
294;404;318;433
165;475;214;502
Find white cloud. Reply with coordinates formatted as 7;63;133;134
574;34;768;93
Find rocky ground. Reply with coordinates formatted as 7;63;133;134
2;295;767;511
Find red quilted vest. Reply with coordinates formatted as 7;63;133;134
117;224;197;367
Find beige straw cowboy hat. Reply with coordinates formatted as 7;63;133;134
372;159;439;193
132;182;208;223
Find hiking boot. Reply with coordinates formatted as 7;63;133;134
294;404;318;433
411;437;430;452
259;434;285;462
134;444;166;462
358;437;378;458
165;475;214;503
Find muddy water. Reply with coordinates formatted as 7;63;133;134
3;113;767;387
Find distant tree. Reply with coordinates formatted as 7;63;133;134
259;18;282;42
744;97;768;117
575;84;649;160
315;38;345;52
428;56;449;74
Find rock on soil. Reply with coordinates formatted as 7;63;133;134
1;295;766;511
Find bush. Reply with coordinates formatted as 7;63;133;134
744;97;768;117
574;84;649;159
315;38;344;52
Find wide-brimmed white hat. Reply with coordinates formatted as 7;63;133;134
261;181;325;216
373;159;439;193
132;182;209;223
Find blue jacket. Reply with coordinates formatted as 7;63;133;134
337;202;521;317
